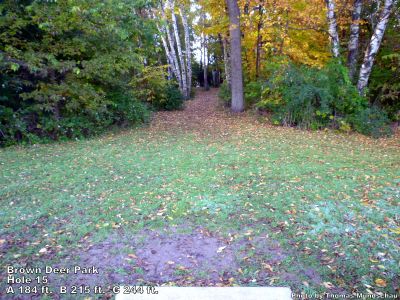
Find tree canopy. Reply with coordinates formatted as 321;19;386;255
0;0;399;146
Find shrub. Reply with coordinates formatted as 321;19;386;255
108;90;151;125
244;81;263;108
131;66;183;111
349;106;393;138
218;82;231;106
0;0;155;146
255;60;392;137
162;84;184;111
258;60;367;129
369;53;400;121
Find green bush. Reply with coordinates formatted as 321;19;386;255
162;84;184;111
131;66;183;111
108;90;151;125
0;0;155;147
349;106;393;138
258;60;367;129
244;81;263;108
255;60;392;137
369;53;400;121
218;82;231;106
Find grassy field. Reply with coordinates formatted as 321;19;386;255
1;90;399;298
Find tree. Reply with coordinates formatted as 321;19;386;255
155;0;193;99
157;1;183;92
357;0;397;94
325;0;340;58
221;35;231;86
347;0;363;80
169;0;189;99
0;0;157;145
179;3;193;98
226;0;244;112
201;10;209;90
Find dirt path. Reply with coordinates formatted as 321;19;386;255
148;88;261;138
150;88;225;131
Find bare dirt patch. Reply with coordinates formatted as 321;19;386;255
52;226;239;288
43;225;326;296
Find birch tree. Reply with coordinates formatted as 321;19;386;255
255;2;264;79
325;0;340;58
156;0;193;99
202;32;209;90
347;0;363;80
226;0;244;112
357;0;397;94
179;3;192;98
222;35;231;86
157;1;183;92
169;0;188;99
156;23;179;82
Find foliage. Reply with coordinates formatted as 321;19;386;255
349;106;393;138
244;81;263;109
369;53;400;121
162;84;184;111
131;66;184;111
255;60;392;136
218;82;231;106
131;66;169;106
0;0;161;146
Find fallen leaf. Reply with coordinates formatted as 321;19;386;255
375;278;387;287
262;263;273;272
217;246;226;253
322;282;334;289
389;227;400;234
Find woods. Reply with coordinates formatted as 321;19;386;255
1;0;399;145
1;1;400;298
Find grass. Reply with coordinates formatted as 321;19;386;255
1;104;399;297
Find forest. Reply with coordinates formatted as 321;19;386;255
0;0;399;145
0;0;399;299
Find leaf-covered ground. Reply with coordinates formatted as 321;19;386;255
1;89;399;298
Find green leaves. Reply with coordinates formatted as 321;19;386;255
0;0;158;145
10;62;20;72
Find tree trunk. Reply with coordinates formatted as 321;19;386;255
357;0;396;94
169;0;188;99
179;4;192;98
226;0;244;112
347;0;363;80
160;2;183;92
255;3;264;79
325;0;340;58
156;23;178;81
222;35;231;86
203;33;209;90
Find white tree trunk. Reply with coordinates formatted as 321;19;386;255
161;1;183;93
169;0;188;99
203;32;209;90
222;35;231;86
226;0;244;112
325;0;340;58
347;0;363;80
357;0;397;94
179;4;192;98
156;23;179;82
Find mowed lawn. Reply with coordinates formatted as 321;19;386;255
1;94;399;297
